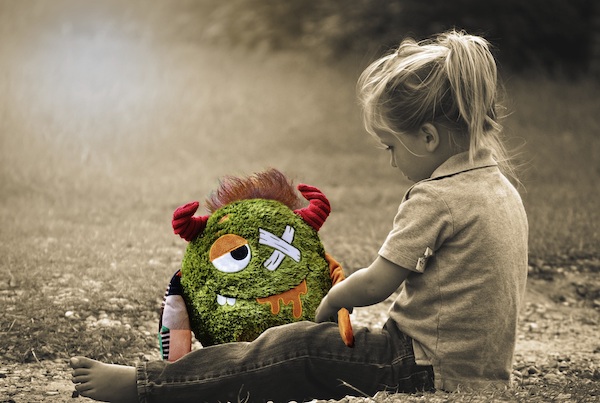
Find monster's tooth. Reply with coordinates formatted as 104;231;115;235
217;295;236;306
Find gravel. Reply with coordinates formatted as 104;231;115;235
1;270;599;402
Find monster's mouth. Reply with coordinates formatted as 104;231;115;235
216;295;237;306
216;279;308;319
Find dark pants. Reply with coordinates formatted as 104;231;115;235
137;319;434;403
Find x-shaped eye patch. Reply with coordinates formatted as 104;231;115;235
259;226;300;270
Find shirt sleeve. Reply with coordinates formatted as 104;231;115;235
378;183;453;273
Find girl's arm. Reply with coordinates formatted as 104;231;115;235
315;255;410;323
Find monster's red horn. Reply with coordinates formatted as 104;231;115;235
172;201;209;242
294;184;331;231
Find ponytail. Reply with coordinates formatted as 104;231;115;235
442;32;499;154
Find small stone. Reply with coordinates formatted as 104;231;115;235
108;297;121;306
522;377;539;385
512;370;523;383
97;318;121;327
543;372;566;384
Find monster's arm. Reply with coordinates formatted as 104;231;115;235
324;254;355;348
159;270;192;361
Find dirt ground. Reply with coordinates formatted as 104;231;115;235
1;264;599;403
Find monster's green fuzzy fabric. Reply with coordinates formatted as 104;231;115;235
180;199;332;346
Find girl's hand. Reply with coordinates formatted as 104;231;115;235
315;296;340;323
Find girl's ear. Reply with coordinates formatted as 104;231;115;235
419;123;440;152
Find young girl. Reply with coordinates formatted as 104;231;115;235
71;29;528;402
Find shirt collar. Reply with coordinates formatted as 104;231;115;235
429;148;498;180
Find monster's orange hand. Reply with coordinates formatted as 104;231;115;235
325;253;355;348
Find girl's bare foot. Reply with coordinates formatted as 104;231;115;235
70;356;137;403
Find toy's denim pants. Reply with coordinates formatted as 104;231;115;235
136;318;434;403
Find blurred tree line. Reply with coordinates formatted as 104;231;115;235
197;0;598;75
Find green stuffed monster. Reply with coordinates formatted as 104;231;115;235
159;169;353;361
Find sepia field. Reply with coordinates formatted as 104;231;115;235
0;2;599;402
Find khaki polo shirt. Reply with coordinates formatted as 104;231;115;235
379;148;528;391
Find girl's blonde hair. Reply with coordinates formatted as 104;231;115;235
358;29;515;180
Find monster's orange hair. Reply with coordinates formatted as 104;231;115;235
205;168;303;213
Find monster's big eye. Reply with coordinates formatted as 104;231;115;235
210;234;252;273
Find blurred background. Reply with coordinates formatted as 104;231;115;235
1;0;598;271
0;0;599;367
5;0;596;71
201;0;600;74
